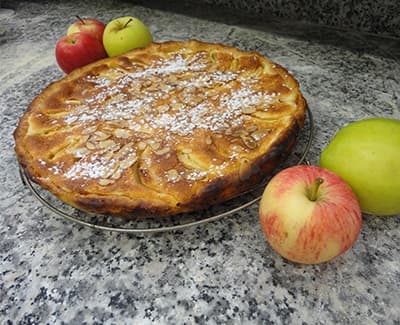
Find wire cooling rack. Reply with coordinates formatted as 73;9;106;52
19;106;314;233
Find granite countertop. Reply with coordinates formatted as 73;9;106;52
1;0;400;324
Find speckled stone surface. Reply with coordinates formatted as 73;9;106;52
1;1;400;324
178;0;400;37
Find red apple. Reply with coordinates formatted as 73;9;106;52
259;165;362;264
55;32;107;73
67;16;105;41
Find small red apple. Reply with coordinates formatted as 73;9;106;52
67;16;105;41
259;165;362;264
55;32;107;73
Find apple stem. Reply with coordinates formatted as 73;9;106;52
76;15;85;24
308;178;324;201
123;18;134;29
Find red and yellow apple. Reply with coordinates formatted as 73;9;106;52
55;32;107;73
67;16;105;41
103;16;153;57
259;165;362;264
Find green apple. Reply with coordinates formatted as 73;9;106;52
103;16;153;57
319;118;400;216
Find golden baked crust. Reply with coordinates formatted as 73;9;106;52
14;40;306;217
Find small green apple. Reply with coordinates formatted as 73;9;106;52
103;16;153;57
319;118;400;216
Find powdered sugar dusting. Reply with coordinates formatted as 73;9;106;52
63;52;276;137
45;49;284;182
64;155;112;180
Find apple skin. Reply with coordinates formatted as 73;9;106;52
103;16;153;57
55;32;107;73
67;17;105;41
259;165;362;264
319;118;400;216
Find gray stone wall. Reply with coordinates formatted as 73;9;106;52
187;0;400;36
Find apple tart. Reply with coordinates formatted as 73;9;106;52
14;40;307;217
